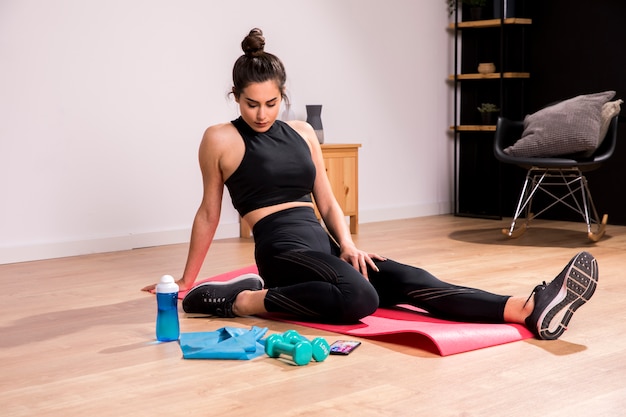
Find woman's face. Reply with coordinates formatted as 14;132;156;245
235;80;282;133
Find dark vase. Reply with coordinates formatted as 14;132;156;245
469;7;483;20
481;112;496;125
306;105;324;144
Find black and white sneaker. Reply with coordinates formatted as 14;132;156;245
182;273;264;317
525;251;598;340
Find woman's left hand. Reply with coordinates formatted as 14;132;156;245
339;243;386;280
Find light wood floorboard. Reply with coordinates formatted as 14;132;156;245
2;215;625;416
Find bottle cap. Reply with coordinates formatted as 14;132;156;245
156;275;179;293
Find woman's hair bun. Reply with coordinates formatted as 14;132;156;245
241;28;265;57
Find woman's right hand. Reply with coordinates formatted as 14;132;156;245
141;278;192;294
141;283;158;293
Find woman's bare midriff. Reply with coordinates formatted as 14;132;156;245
243;201;315;231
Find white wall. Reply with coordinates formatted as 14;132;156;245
0;0;453;264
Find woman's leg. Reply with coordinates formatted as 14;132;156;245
250;207;379;323
368;259;510;323
259;250;379;323
368;251;598;340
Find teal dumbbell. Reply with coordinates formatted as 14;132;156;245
282;330;330;362
265;333;312;366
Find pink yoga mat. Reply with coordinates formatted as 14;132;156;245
182;266;533;356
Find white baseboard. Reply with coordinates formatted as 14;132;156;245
0;202;452;264
0;223;240;265
360;201;452;223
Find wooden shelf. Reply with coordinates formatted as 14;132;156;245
448;72;530;80
450;125;497;132
448;18;532;29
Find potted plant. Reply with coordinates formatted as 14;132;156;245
477;102;500;124
448;0;488;20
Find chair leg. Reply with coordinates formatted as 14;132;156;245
503;168;608;241
502;171;544;238
588;214;608;242
581;176;608;241
558;171;607;241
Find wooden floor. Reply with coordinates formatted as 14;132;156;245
2;215;626;416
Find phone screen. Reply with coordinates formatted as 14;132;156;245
329;340;361;355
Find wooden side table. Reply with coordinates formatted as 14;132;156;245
239;143;361;237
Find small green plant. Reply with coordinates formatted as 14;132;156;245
477;103;500;113
448;0;487;15
465;0;487;6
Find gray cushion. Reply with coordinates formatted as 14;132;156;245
593;99;623;153
504;91;616;158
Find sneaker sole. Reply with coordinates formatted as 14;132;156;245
537;252;598;340
187;273;265;292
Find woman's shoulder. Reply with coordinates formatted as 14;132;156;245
197;121;242;164
200;122;240;150
285;119;311;132
203;121;238;141
285;120;317;146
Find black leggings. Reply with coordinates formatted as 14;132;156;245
253;207;510;324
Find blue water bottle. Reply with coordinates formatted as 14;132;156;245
156;275;180;342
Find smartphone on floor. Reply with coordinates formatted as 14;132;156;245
329;340;361;355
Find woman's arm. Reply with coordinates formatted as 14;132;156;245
290;121;383;278
178;126;230;290
142;126;226;292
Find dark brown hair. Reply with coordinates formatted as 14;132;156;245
232;28;287;101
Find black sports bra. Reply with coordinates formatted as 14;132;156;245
224;117;316;217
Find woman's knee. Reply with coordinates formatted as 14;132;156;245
338;283;379;323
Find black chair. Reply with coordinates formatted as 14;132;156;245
493;115;618;241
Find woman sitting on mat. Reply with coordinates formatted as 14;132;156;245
142;28;598;340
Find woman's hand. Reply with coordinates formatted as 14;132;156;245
141;278;193;294
141;283;158;293
339;243;386;280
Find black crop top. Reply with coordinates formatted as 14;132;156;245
224;117;316;217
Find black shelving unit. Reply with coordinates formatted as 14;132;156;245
450;0;531;219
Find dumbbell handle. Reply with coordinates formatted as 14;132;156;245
265;334;312;366
282;330;330;362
